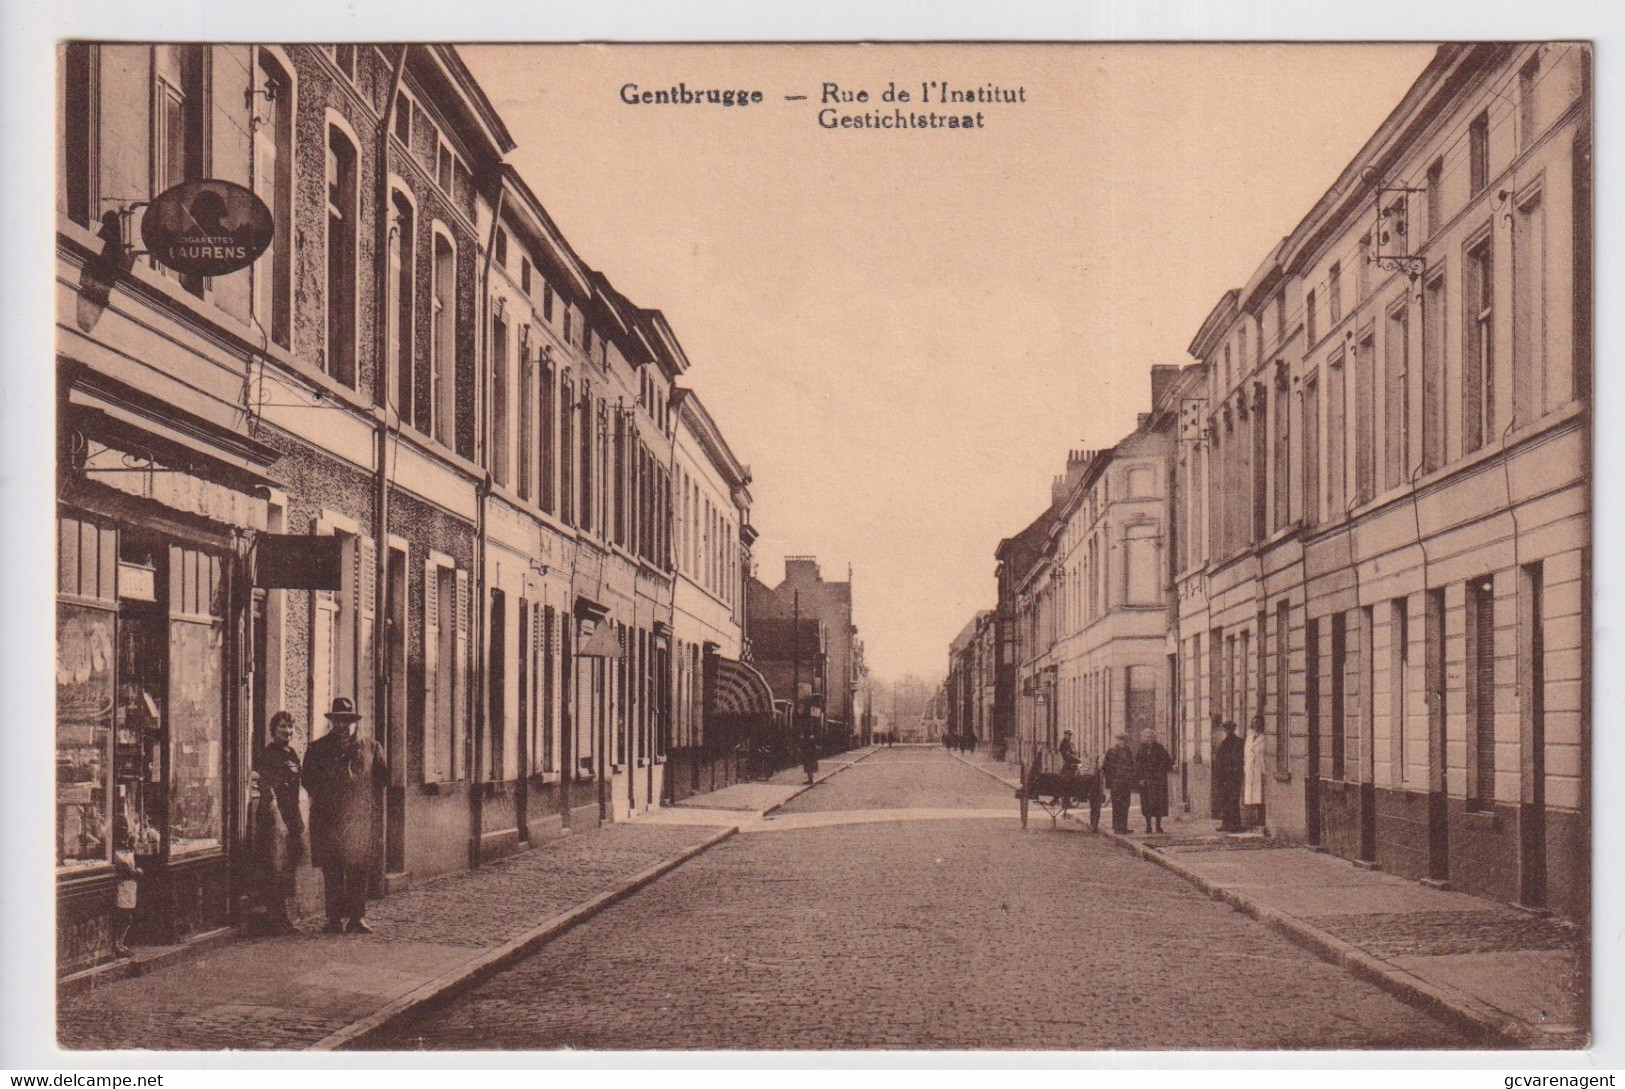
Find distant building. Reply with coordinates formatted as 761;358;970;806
750;558;861;750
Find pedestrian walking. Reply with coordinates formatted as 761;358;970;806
302;697;388;934
1243;714;1267;829
252;710;305;934
1135;728;1173;834
1102;731;1137;834
801;732;820;785
1213;720;1245;833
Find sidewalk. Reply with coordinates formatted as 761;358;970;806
58;747;879;1052
655;746;876;821
949;748;1588;1049
59;821;734;1052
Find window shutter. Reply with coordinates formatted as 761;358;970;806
454;567;470;780
357;536;376;720
424;559;442;781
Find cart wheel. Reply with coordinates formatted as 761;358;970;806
1020;794;1029;829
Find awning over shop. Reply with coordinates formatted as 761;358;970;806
711;656;775;717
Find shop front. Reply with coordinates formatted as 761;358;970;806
57;372;277;975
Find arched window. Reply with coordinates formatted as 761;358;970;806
431;231;457;447
325;122;358;386
387;190;415;422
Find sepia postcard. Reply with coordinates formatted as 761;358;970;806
25;33;1600;1060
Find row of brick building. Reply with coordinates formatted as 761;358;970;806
54;43;786;974
948;43;1591;922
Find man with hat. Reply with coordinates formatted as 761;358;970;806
302;697;388;934
1102;731;1138;834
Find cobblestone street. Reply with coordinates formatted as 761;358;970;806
370;747;1472;1051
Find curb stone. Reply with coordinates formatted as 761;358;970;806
310;825;738;1051
761;746;881;818
949;749;1576;1049
1096;826;1579;1049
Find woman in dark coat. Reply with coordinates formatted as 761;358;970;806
252;710;305;933
1135;728;1173;834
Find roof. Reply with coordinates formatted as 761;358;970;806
750;617;825;661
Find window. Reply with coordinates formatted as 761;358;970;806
1326;351;1345;516
1463;235;1495;454
437;142;453;192
517;334;534;501
1238;327;1249;376
1123;524;1160;605
166;543;226;857
1391;597;1410;786
431;233;457;447
543;282;554;323
1274;288;1287;348
1467;577;1496;809
539;354;556;514
1252;390;1268;542
490;314;510;487
560;376;575;526
252;50;293;348
388;192;415;423
153;46;205;295
325;124;358;386
1274;599;1290;775
521;257;532;297
1422;270;1447;471
62;43;97;227
424;560;466;782
1273;384;1290;530
1512;190;1547;425
1426;157;1444;239
1327;263;1342;326
583;325;593;357
1385;302;1411;490
393;92;411;146
1305;288;1317;346
1306;373;1319;526
563;306;572;346
580;392;595;533
494;228;508;270
1469;111;1490;196
1357;235;1371;302
1519;54;1541;150
1354;330;1376;504
329;44;356;81
1330;612;1347;781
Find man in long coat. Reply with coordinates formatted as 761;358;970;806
1135;728;1173;835
1213;720;1246;833
1102;732;1138;834
302;697;388;934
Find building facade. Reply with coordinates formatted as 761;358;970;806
1171;43;1590;921
750;557;862;751
55;42;766;975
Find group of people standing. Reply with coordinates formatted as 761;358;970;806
1057;719;1266;838
943;732;979;754
250;697;389;936
1211;715;1268;833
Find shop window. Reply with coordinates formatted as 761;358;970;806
56;515;118;871
167;544;224;856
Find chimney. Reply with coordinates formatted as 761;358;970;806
1150;364;1180;411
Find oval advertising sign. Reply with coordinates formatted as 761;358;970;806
140;180;274;277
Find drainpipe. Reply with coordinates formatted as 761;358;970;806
373;45;409;880
660;387;691;804
470;179;507;866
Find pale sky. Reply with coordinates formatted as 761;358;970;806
462;43;1436;685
